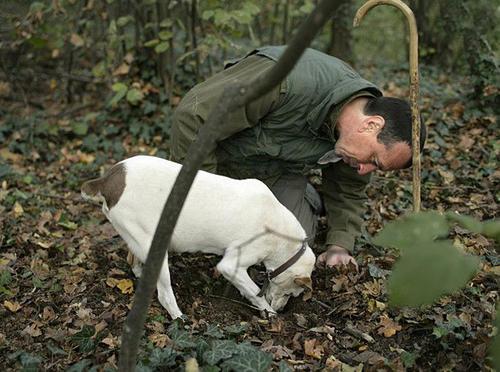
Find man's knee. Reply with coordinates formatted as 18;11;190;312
269;175;322;240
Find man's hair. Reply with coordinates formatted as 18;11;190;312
364;97;426;168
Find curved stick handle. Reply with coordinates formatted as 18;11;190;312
354;0;421;212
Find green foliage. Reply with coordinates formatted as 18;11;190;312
7;350;42;372
375;211;499;368
373;211;500;307
71;325;97;353
136;321;274;371
386;238;478;307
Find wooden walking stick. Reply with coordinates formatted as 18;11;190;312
353;0;422;212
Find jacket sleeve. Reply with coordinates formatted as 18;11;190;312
170;55;280;173
321;161;371;252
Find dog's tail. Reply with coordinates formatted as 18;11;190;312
81;162;127;210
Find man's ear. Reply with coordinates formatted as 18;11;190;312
360;115;385;133
317;150;342;165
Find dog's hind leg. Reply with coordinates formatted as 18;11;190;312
157;258;183;319
127;252;143;278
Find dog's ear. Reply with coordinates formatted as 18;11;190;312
294;277;313;300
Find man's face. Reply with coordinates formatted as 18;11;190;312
335;123;412;175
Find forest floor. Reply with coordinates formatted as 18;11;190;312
0;65;498;371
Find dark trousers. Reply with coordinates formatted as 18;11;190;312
268;174;323;242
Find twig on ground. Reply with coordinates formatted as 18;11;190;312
312;298;333;311
343;323;375;343
208;294;261;311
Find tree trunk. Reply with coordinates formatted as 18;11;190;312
326;0;353;64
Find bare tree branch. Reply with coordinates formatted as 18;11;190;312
118;0;341;370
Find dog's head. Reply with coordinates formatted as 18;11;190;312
264;245;315;311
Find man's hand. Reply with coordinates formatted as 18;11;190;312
316;245;358;270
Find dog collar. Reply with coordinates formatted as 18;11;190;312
257;241;307;297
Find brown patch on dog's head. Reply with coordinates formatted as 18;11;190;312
81;162;126;209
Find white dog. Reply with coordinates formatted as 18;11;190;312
81;155;315;319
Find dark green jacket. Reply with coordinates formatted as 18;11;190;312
171;46;382;252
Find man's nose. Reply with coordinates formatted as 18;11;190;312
357;163;377;175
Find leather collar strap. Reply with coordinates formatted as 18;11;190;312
257;241;307;297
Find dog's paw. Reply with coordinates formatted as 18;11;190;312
260;309;277;319
172;314;190;323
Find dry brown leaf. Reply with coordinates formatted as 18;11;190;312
116;279;134;294
377;315;402;338
148;333;170;348
113;63;130;76
269;318;284;333
13;201;24;218
4;300;22;313
31;258;50;280
0;148;23;163
304;338;324;359
106;277;119;288
101;334;119;349
42;306;56;321
0;81;11;96
23;324;42;338
458;135;475;150
70;33;84;47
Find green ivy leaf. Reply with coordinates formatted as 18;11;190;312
202;10;215;20
373;211;449;251
400;350;417;368
279;360;293;372
221;348;273;372
195;338;210;361
224;323;248;335
46;342;67;356
204;324;224;339
117;16;134;27
71;325;96;353
109;83;128;106
8;351;42;372
111;82;127;93
159;30;173;40
159;19;173;28
0;270;12;287
203;340;237;365
126;88;144;105
144;39;159;47
167;322;196;349
154;41;170;54
387;241;479;307
67;359;92;372
57;214;78;230
72;121;88;136
148;347;177;368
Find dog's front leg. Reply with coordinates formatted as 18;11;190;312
217;257;275;314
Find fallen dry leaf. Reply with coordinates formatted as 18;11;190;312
4;300;22;313
304;338;324;359
23;324;42;338
113;63;130;76
13;201;24;218
377;315;402;338
116;279;134;294
70;33;84;47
